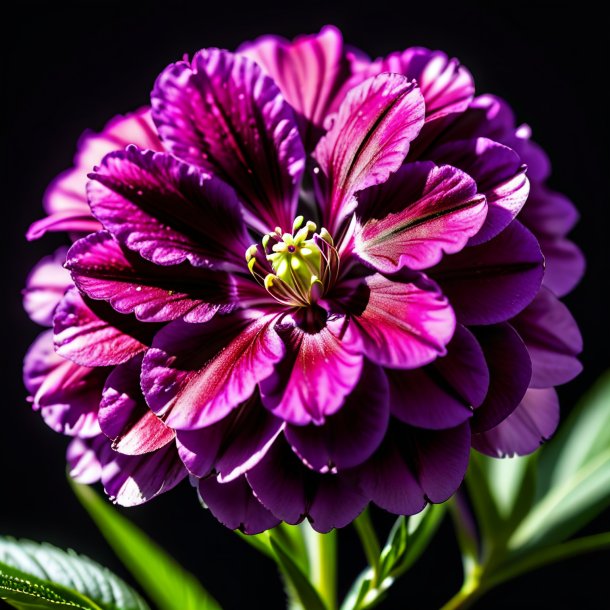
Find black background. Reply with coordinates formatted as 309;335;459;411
2;1;609;608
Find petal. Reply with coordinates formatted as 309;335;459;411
364;47;474;121
430;221;544;325
285;360;389;471
388;325;488;429
24;330;105;438
67;231;236;323
520;184;580;238
198;476;280;534
472;388;559;457
28;108;161;241
23;248;72;326
176;393;284;481
99;440;187;506
430;138;529;244
246;438;368;531
259;317;363;425
99;355;175;455
88;147;250;270
313;74;425;231
512;287;582;387
54;287;155;367
354;162;487;272
539;235;585;297
152;49;305;233
352;274;455;369
471;323;532;432
67;437;104;484
239;26;361;149
142;312;284;429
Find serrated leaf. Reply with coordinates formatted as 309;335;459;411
269;538;327;610
0;537;148;610
70;481;221;610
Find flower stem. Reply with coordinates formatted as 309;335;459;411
439;565;484;610
353;509;381;586
302;524;337;610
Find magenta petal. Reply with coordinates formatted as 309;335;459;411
142;312;284;429
512;287;582;387
313;74;425;231
259;317;362;425
88;147;250;270
365;48;474;121
152;49;305;234
67;437;104;484
353;274;455;369
99;440;187;506
472;388;559;457
24;331;105;438
430;221;544;325
354;162;487;272
177;393;284;481
471;323;532;432
23;248;72;326
67;231;236;323
431;138;529;245
388;325;488;429
198;476;280;534
54;288;153;367
99;356;175;455
239;26;360;149
285;360;389;471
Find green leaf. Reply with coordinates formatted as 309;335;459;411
508;371;610;550
0;537;148;610
70;481;221;610
269;537;327;610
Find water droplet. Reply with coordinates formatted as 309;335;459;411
313;166;320;175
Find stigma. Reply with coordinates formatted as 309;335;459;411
246;216;340;307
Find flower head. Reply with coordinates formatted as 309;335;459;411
24;27;583;533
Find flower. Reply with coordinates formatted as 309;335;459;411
24;26;582;533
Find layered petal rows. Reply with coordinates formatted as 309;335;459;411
24;27;582;532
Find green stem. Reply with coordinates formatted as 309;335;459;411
302;524;337;610
439;565;484;610
353;509;381;586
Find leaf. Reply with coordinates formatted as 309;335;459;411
508;371;610;550
268;538;328;610
0;537;148;610
70;480;221;610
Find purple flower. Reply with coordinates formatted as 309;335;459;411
24;27;582;533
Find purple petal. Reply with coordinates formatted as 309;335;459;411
67;437;104;484
520;183;580;237
239;26;362;149
67;231;236;323
430;138;529;244
152;48;305;234
246;438;368;531
28;108;161;241
472;388;559;457
354;162;487;272
388;325;488;429
198;475;280;534
259;317;362;425
430;221;544;325
313;73;425;232
54;288;154;367
539;235;585;297
177;393;284;481
88;147;250;270
285;360;389;471
24;330;105;438
512;287;582;387
142;312;284;429
99;439;187;506
352;273;455;369
471;323;532;432
99;355;175;455
23;248;72;326
363;47;474;121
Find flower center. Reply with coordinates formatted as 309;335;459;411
246;216;340;307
